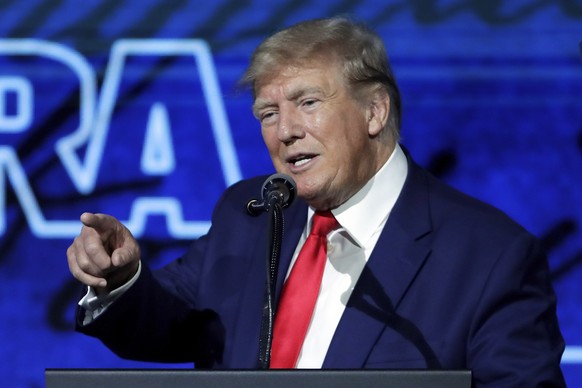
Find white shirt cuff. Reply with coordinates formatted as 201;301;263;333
78;261;142;325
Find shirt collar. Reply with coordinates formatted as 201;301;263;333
307;143;408;247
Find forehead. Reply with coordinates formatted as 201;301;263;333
254;62;345;100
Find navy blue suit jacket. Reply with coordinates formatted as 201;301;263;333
78;151;565;386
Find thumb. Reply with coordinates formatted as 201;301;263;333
111;245;138;268
106;246;140;291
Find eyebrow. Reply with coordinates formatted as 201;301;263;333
287;86;325;101
252;100;274;118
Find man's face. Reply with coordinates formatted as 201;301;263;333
254;62;386;210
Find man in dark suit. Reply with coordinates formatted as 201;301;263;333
67;17;565;386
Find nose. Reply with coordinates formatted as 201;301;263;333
277;106;304;145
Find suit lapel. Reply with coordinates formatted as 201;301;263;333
323;155;434;368
275;201;308;301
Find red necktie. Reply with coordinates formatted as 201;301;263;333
270;210;338;368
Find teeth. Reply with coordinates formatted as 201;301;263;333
294;157;312;166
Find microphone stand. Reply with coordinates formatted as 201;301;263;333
258;195;284;369
247;174;296;368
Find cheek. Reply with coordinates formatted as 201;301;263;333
261;130;278;153
329;134;367;173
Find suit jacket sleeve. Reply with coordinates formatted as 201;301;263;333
74;176;269;367
466;230;565;386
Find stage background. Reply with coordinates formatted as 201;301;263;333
0;0;580;386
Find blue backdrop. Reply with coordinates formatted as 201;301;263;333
0;1;581;386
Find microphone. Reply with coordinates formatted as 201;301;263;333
247;173;297;215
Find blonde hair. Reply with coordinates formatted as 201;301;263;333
240;17;402;139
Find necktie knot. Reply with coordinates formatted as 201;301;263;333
310;211;338;238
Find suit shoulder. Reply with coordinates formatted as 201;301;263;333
424;171;532;239
210;175;270;217
222;175;267;197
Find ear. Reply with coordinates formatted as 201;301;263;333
367;90;390;137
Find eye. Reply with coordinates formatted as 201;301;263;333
299;98;321;112
260;110;278;125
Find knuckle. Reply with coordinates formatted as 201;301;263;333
76;257;93;273
71;266;85;281
84;240;103;256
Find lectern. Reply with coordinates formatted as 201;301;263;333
46;369;472;388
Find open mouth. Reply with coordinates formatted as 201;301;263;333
288;154;316;168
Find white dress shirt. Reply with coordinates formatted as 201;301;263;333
295;143;408;368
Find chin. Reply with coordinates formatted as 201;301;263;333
295;183;315;202
297;188;330;210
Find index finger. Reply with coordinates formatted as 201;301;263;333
80;212;120;235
